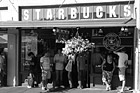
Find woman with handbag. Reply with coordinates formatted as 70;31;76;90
65;54;78;88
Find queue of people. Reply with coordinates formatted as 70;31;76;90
27;47;128;93
27;49;83;91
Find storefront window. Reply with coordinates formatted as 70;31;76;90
20;29;56;83
21;30;38;72
0;31;8;86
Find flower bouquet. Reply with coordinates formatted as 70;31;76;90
62;35;94;58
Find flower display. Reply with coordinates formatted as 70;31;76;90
62;35;94;57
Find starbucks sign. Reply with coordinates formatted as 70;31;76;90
103;33;121;51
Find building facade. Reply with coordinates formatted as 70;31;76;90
0;0;140;93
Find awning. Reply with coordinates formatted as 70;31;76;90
0;18;136;28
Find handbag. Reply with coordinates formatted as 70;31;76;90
65;60;72;72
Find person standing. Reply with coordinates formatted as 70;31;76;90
114;49;128;93
101;54;115;91
27;52;36;88
71;54;78;88
40;52;51;91
77;52;87;89
28;52;41;88
54;49;66;87
91;48;103;87
65;54;78;88
66;55;74;88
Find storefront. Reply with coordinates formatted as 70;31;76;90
16;1;136;89
0;0;139;92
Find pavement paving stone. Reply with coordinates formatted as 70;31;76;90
0;85;133;93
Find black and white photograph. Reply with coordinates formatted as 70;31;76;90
0;0;139;93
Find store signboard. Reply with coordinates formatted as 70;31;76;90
21;4;134;21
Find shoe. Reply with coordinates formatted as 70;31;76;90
55;86;58;88
77;86;83;89
27;86;31;88
77;86;81;89
60;85;65;88
106;86;109;91
42;87;46;90
119;89;124;93
46;88;49;92
69;84;72;88
108;85;111;90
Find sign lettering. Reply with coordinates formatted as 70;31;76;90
21;4;134;21
71;8;77;19
22;9;32;21
24;10;29;20
124;5;131;17
83;7;89;18
96;6;103;18
35;9;41;20
109;6;117;18
46;9;53;20
58;8;65;19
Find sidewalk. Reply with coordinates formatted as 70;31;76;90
0;85;133;93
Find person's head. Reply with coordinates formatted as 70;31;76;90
108;50;113;54
120;48;126;53
29;73;32;77
44;52;50;57
57;49;62;54
106;54;113;63
95;47;100;53
28;52;35;58
79;52;85;56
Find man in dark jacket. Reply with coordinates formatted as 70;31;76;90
28;52;41;87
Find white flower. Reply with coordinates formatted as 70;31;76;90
62;35;94;57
